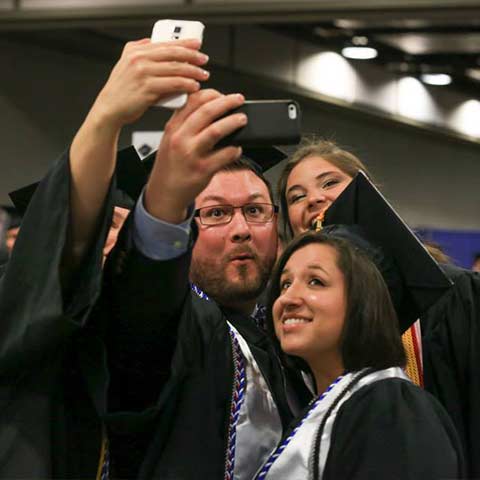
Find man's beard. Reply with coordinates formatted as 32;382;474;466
190;251;274;308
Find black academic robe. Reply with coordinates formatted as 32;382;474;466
422;263;480;478
0;150;113;478
100;218;310;479
323;377;465;479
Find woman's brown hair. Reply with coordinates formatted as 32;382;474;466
266;232;406;373
277;139;373;240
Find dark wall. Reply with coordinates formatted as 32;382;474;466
1;36;479;229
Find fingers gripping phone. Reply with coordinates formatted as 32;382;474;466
151;19;205;109
217;100;301;148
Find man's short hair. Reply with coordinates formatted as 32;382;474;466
219;158;275;204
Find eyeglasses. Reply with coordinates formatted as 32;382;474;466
194;203;278;226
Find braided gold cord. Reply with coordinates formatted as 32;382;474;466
96;426;109;480
402;326;421;386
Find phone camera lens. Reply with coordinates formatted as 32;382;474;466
174;26;182;33
288;104;297;120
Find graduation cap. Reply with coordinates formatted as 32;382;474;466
9;146;148;216
8;184;36;218
141;150;156;176
241;146;291;172
141;145;292;177
323;170;453;333
114;145;148;204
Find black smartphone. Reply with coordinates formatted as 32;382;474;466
217;99;301;147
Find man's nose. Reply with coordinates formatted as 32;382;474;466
229;209;252;242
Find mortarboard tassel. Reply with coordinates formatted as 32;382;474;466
402;322;423;387
313;211;325;232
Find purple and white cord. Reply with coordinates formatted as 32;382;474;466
224;326;246;480
190;284;247;480
255;374;345;479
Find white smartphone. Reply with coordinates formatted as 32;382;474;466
151;19;205;109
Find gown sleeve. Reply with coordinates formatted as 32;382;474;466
98;216;225;479
323;378;466;480
421;264;480;477
0;148;114;378
0;148;115;478
100;210;193;416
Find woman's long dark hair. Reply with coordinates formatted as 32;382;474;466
266;232;406;373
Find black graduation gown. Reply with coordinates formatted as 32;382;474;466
421;264;480;478
323;378;465;479
0;150;113;478
100;217;310;479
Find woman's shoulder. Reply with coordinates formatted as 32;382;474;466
343;373;450;421
322;372;465;479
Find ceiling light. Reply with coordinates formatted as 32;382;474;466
341;36;378;60
466;68;480;82
420;73;452;86
387;61;415;74
351;36;369;46
313;26;342;38
342;46;378;60
334;19;358;29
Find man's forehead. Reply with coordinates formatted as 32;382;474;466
196;169;270;205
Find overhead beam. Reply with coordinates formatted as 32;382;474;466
1;1;480;30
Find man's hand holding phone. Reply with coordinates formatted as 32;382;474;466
69;32;210;249
144;90;247;224
89;35;209;130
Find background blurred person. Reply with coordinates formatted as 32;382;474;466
2;206;21;255
0;206;21;268
472;252;480;272
423;239;452;265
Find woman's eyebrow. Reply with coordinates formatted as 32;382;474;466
306;264;329;275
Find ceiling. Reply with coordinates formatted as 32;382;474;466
1;1;480;97
272;16;480;97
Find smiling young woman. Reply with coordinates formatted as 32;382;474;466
277;140;371;241
272;242;348;393
257;231;464;480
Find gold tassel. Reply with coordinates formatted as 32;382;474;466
313;212;325;232
402;325;422;386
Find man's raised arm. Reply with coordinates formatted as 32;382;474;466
65;37;209;274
